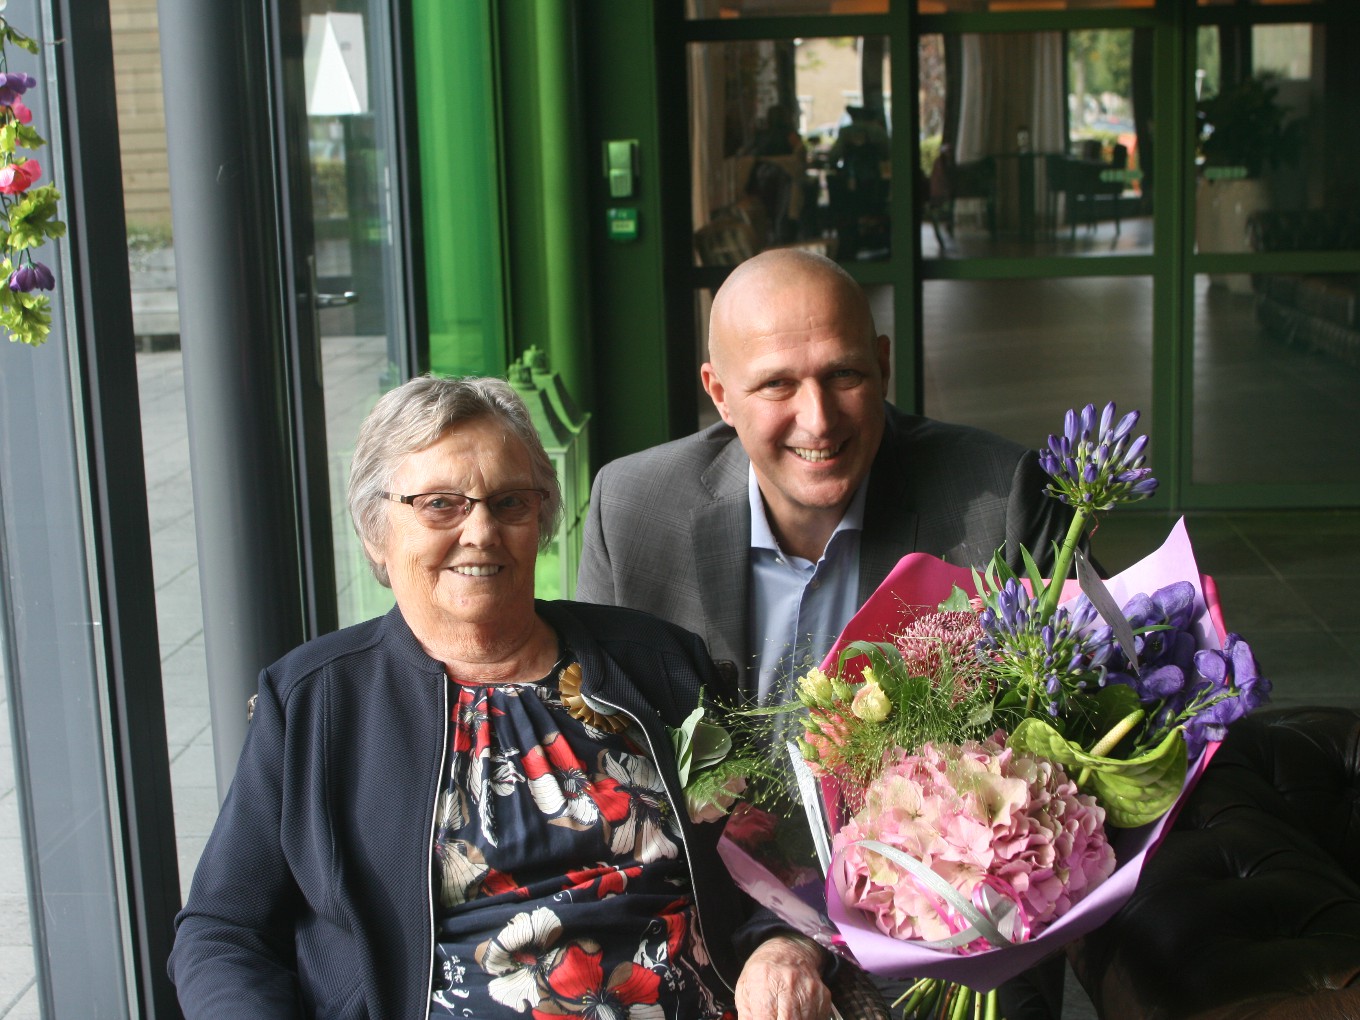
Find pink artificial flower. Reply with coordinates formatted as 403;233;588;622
832;738;1115;953
0;159;41;195
9;97;32;124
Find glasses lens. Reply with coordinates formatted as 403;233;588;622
487;490;543;525
410;492;472;527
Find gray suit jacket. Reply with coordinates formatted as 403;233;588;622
575;405;1072;699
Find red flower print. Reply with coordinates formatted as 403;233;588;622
564;863;643;899
533;943;664;1020
524;733;630;830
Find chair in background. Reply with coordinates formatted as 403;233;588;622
925;143;997;247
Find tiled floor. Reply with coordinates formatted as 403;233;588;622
3;284;1358;1017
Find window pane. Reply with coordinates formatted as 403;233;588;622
689;36;891;266
920;0;1152;11
687;0;888;17
921;30;1152;258
923;277;1153;449
1193;273;1360;486
1194;22;1360;253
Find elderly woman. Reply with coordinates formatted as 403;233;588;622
169;376;831;1019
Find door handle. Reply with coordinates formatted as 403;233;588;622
316;290;358;308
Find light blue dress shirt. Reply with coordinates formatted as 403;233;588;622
748;465;868;703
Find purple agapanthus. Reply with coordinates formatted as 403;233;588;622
1038;402;1159;512
978;578;1115;717
8;261;54;293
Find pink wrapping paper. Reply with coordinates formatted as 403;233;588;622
719;518;1225;991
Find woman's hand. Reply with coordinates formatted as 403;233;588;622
734;934;833;1020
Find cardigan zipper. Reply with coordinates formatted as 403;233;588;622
587;691;738;996
423;673;450;1020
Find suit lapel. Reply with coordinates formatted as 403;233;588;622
858;410;918;604
691;438;751;691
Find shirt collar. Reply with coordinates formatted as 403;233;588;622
747;464;870;557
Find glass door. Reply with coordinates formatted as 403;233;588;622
280;0;414;630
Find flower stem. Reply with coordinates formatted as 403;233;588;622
1036;506;1089;622
1077;708;1145;786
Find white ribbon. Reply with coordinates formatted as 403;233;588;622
836;839;1025;952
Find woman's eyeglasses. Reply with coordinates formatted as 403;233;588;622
379;488;547;528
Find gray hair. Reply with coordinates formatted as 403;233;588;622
348;375;563;586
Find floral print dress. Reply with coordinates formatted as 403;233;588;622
428;655;734;1019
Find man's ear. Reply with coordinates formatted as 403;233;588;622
701;362;735;426
875;334;891;388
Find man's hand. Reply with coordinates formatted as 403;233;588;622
734;934;833;1020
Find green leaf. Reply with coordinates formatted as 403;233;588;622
1007;716;1189;828
15;125;46;151
1;293;53;347
688;718;732;773
670;705;703;786
939;585;973;613
1019;543;1045;596
0;124;16;155
7;185;65;251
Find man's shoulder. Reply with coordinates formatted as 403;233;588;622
593;421;746;502
882;405;1030;459
600;421;739;474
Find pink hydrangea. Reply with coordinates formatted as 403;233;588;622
831;739;1115;952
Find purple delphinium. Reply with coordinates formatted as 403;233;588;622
1176;635;1271;758
978;578;1114;718
1102;582;1271;756
1038;402;1158;512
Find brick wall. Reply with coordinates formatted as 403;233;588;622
110;0;172;232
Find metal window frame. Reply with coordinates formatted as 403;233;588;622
0;0;181;1015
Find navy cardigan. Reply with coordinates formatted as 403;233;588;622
169;600;756;1019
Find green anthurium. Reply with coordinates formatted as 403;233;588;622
671;705;700;786
1007;716;1189;828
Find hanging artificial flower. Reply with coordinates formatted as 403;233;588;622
0;16;66;346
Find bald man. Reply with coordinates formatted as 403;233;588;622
578;249;1071;1018
577;248;1071;702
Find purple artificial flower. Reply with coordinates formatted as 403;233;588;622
8;261;55;293
1038;401;1159;511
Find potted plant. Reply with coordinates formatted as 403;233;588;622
1195;73;1306;291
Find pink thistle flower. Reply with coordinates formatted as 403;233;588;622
894;610;992;702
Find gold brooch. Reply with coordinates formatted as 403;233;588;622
558;661;630;733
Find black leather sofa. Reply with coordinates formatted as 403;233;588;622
1069;705;1360;1019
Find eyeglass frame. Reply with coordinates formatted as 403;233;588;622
378;488;550;528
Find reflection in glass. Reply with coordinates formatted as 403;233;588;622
689;37;891;266
920;0;1152;10
687;0;887;17
923;278;1152;450
920;30;1151;258
302;8;406;627
1194;22;1360;255
1193;274;1360;486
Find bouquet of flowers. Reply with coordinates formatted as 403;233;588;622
692;403;1271;1017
